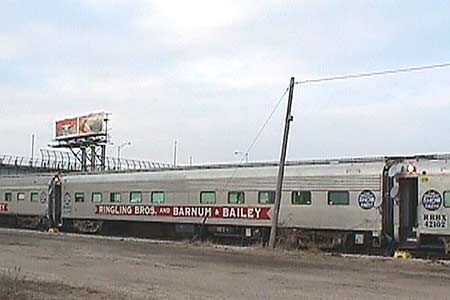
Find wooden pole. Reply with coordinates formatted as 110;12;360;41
269;77;295;248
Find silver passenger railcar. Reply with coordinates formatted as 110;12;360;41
0;174;51;228
57;158;385;250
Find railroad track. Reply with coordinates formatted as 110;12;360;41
1;226;449;263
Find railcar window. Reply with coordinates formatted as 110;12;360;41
292;191;311;205
228;191;245;204
75;193;85;203
17;193;25;201
110;192;122;203
151;192;165;204
130;192;142;203
259;191;275;204
31;193;39;202
92;193;103;203
328;191;349;205
200;192;216;204
4;192;12;202
444;191;450;208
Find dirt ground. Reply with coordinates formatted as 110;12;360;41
0;270;119;300
0;228;450;300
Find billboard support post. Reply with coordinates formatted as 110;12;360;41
81;147;87;172
100;145;106;171
90;145;96;172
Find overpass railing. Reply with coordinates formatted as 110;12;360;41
0;153;172;173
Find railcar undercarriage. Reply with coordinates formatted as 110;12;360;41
0;215;48;230
1;216;450;258
277;228;386;254
16;216;43;229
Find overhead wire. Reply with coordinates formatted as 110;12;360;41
295;62;450;85
221;85;290;191
221;61;450;191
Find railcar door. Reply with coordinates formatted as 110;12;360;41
398;177;418;244
49;176;63;227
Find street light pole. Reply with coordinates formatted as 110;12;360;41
117;142;131;169
234;151;249;163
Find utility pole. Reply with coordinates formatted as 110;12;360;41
269;77;295;249
173;140;178;166
30;134;35;166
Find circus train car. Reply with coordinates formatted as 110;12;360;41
386;156;450;254
57;157;385;251
0;174;52;228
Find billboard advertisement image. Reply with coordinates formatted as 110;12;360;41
79;112;105;136
55;112;106;140
55;118;78;139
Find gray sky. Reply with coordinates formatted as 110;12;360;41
1;1;450;164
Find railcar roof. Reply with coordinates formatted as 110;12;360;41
67;152;450;176
0;173;56;179
54;153;448;183
2;153;450;179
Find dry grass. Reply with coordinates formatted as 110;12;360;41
0;266;32;300
0;267;130;300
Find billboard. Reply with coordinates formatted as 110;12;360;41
55;118;78;139
55;112;106;140
78;113;105;136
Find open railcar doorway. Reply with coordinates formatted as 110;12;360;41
398;177;419;245
49;175;63;228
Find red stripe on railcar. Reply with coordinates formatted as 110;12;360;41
94;205;271;220
0;203;8;212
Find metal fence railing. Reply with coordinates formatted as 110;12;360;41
0;153;172;173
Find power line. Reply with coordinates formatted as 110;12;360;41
296;62;450;85
221;85;290;191
240;87;290;162
221;61;450;190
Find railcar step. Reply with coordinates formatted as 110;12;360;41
48;228;60;234
394;250;412;259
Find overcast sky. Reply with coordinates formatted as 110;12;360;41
1;1;450;165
